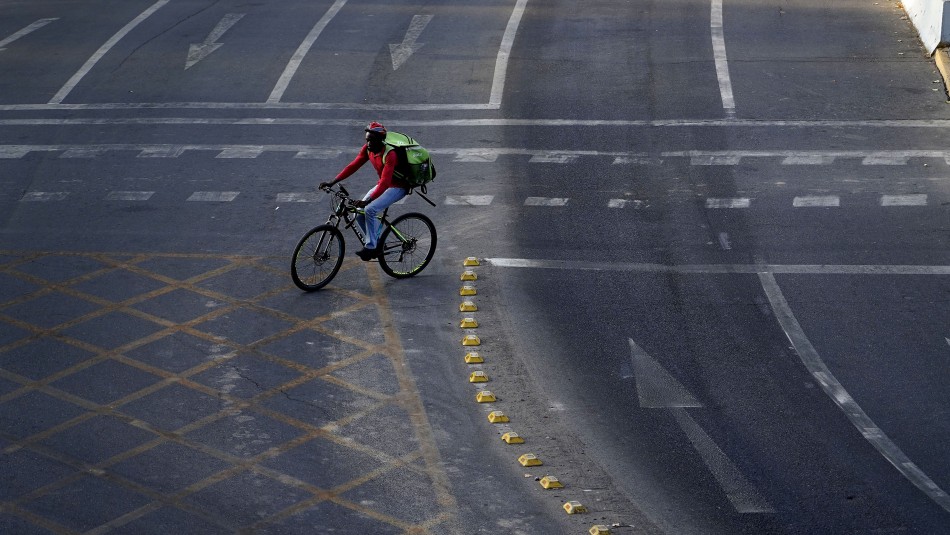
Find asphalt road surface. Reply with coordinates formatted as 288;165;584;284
1;1;948;534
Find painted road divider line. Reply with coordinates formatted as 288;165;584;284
760;272;950;513
706;198;750;209
50;0;169;104
0;18;58;52
485;258;950;276
267;0;348;103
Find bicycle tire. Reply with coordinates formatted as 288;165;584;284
291;225;345;291
378;212;437;279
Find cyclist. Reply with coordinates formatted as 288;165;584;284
320;122;411;261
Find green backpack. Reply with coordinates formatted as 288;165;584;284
383;132;437;191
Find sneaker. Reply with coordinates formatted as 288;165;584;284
356;248;374;261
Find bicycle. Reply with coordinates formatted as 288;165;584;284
291;184;437;291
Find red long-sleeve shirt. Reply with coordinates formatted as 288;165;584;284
334;144;410;200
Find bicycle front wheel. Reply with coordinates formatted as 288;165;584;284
378;212;437;279
291;225;345;291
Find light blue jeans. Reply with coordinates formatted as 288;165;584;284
357;187;408;249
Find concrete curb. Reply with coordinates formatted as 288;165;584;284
935;47;950;101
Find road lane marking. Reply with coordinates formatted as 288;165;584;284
718;232;732;250
185;13;245;70
706;198;750;209
267;0;348;103
444;195;494;206
187;191;239;202
105;191;154;201
6;118;950;128
490;0;529;107
628;339;702;408
0;18;58;51
49;0;169;104
484;258;950;275
20;192;68;201
691;154;742;165
389;15;433;70
863;154;909;165
529;153;578;163
60;148;107;158
673;408;774;513
216;147;264;158
524;197;568;206
782;155;836;165
881;194;927;206
276;192;319;203
793;195;839;207
710;0;736;118
137;146;186;158
758;272;950;513
628;339;773;513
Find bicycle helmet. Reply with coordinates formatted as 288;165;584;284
364;122;387;153
365;121;387;136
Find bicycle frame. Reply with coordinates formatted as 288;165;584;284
291;184;436;290
323;186;410;260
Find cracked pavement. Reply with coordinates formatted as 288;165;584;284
0;250;457;534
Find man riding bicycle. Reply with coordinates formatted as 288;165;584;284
319;122;410;261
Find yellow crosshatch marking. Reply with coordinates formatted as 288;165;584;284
0;251;458;534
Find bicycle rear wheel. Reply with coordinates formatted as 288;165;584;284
291;225;345;291
378;212;436;278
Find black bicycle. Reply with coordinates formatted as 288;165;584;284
291;184;437;291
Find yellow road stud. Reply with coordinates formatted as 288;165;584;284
518;454;542;467
465;352;484;364
469;371;489;383
563;501;588;514
501;432;524;444
475;390;496;403
461;270;477;281
459;301;478;312
589;526;611;535
460;317;479;328
464;257;480;266
487;411;509;423
462;335;480;346
539;476;563;489
460;285;477;296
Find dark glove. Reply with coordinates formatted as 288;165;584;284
318;181;334;190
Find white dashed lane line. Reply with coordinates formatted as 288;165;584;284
11;192;939;208
4;145;950;166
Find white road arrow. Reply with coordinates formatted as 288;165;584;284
628;338;702;408
0;18;58;52
389;14;432;70
185;13;244;70
627;338;774;513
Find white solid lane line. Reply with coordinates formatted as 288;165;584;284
710;0;736;118
0;18;58;51
49;0;169;105
490;0;530;108
484;258;950;275
267;0;348;104
758;272;950;514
